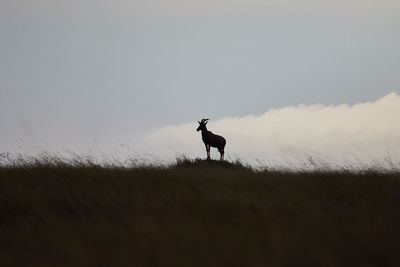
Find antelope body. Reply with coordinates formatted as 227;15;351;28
197;119;226;161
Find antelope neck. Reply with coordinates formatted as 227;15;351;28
201;127;209;139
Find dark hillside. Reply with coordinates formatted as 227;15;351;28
1;159;399;267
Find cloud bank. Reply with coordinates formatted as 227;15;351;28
2;0;399;16
144;93;400;170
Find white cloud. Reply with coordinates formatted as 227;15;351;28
144;92;400;170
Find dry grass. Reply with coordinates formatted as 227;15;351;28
0;158;399;267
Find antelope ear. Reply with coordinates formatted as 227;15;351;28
204;121;208;125
198;121;201;124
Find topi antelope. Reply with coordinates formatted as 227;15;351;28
196;119;226;161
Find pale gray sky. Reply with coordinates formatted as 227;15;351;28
1;1;399;164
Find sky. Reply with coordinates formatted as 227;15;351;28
1;1;399;168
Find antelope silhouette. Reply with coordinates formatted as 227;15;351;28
197;119;226;161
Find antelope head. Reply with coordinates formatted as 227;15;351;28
196;119;209;131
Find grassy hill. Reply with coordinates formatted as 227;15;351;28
1;158;399;266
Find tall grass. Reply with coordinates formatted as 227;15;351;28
0;156;399;266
